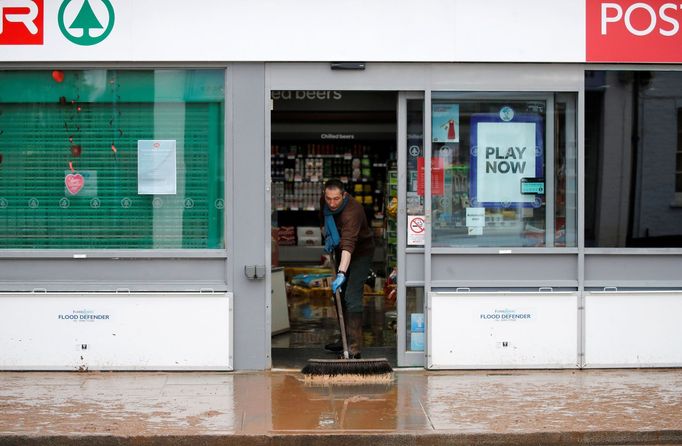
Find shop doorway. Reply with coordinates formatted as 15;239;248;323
270;91;398;369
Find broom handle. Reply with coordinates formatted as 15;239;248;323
334;288;350;360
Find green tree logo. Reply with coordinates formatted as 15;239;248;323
58;0;114;46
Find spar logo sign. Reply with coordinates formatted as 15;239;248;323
0;0;114;46
58;0;114;46
587;0;682;62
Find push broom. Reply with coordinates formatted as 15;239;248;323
301;288;393;384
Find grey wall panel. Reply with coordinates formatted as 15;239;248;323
585;254;682;286
405;253;424;283
267;63;584;92
231;64;268;370
0;258;227;291
431;254;578;286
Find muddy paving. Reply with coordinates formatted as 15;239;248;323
0;369;681;436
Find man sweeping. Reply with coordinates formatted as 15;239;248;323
301;181;391;382
321;179;374;359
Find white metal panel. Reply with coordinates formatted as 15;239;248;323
0;0;585;62
584;291;682;367
0;293;233;370
271;268;289;335
428;292;579;369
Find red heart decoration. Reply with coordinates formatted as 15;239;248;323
52;70;65;83
65;173;85;195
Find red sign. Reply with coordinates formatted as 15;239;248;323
417;157;444;196
0;0;43;45
587;0;682;62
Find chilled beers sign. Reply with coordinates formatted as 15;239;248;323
587;0;682;62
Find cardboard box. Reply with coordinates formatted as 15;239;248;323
297;235;322;246
297;226;321;239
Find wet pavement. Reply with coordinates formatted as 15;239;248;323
1;368;682;445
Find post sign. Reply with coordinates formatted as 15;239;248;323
470;112;543;208
587;0;682;62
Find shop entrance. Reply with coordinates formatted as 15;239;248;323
270;91;398;369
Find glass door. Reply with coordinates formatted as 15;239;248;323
397;92;427;367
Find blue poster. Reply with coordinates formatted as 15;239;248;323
411;332;425;351
432;104;460;143
411;313;425;332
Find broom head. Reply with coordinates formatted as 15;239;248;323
302;358;393;385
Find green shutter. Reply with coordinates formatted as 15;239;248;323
0;70;224;249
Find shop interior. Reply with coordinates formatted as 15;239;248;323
270;91;398;368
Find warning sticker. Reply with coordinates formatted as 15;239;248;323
408;215;425;246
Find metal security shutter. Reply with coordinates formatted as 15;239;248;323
0;100;224;249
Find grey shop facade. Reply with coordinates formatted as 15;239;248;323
1;1;682;371
1;63;681;371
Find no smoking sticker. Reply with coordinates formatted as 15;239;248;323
408;215;425;245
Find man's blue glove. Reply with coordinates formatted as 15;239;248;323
331;272;346;294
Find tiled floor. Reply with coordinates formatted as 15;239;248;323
1;369;681;442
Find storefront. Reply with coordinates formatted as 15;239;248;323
1;0;681;370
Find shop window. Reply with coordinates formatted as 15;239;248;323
677;109;682;195
425;93;577;248
586;71;682;248
0;70;225;249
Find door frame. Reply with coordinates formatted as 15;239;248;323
264;62;585;368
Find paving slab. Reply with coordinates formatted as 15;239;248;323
1;369;681;445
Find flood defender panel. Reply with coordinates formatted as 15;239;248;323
584;291;682;368
428;292;579;369
0;293;232;370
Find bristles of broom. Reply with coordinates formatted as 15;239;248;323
302;358;393;384
302;286;393;384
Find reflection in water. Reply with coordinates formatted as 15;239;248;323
271;375;397;430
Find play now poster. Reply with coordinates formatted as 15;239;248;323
470;113;543;208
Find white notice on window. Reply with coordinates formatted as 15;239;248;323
466;207;485;227
137;140;177;195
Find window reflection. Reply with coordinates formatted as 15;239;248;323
586;71;682;248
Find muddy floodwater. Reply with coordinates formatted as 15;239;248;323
1;369;681;444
